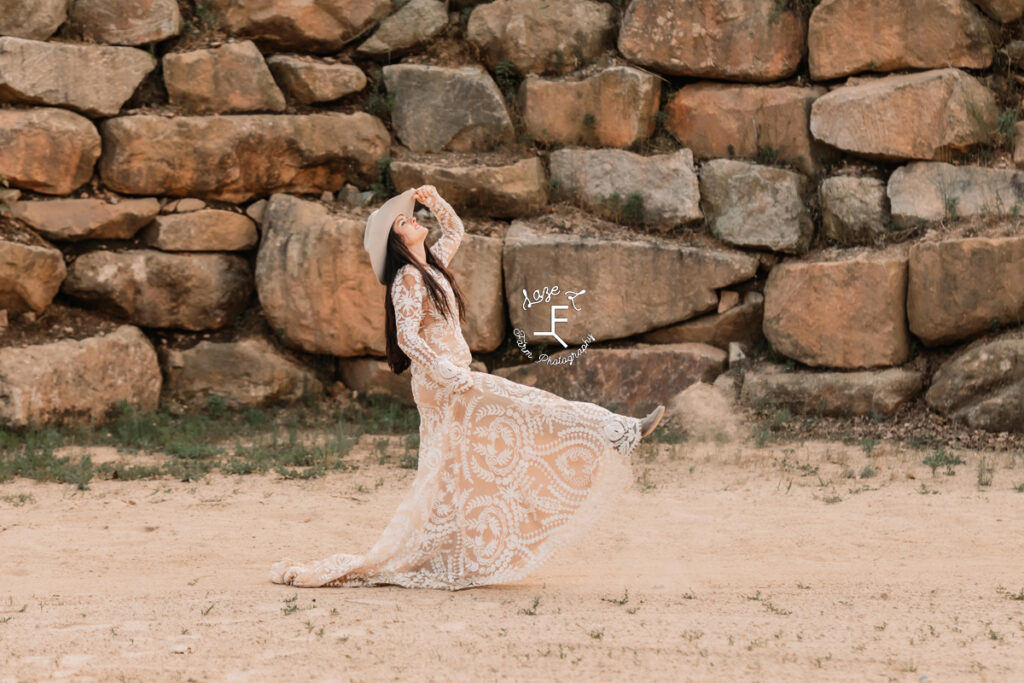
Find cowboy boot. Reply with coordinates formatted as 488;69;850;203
639;404;665;438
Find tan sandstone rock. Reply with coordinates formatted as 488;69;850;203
0;325;161;428
356;0;449;57
972;0;1024;22
820;176;891;245
547;147;702;228
503;220;759;345
808;0;994;81
62;250;253;330
0;37;156;118
907;236;1024;346
810;68;1000;161
466;0;614;76
0;107;100;194
0;228;66;314
699;159;814;254
163;41;286;114
618;0;805;82
10;197;160;241
266;55;366;104
207;0;391;53
495;343;726;415
138;210;259;252
887;162;1024;227
99;113;388;202
741;367;923;417
68;0;183;45
763;251;910;368
0;0;68;40
664;83;829;178
640;292;764;350
925;336;1024;433
390;155;548;219
161;336;322;409
383;64;514;153
520;66;659;148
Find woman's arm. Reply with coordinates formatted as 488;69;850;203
418;187;464;268
392;266;471;391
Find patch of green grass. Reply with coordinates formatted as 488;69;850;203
922;448;965;476
0;394;417;488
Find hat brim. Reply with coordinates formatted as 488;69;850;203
364;188;416;285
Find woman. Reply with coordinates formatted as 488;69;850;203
269;185;665;590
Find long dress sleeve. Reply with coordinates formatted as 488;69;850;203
392;266;471;391
422;190;464;268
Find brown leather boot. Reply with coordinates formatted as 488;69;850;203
639;405;665;438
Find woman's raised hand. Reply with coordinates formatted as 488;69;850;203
412;185;438;205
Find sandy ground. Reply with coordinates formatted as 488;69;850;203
1;437;1023;682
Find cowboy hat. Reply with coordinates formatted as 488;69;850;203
364;187;416;285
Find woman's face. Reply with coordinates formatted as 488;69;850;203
392;213;426;247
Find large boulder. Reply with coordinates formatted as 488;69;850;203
0;37;155;117
68;0;183;45
763;251;910;368
206;0;391;53
925;337;1024;432
163;41;286;114
466;0;614;75
741;367;923;417
266;55;366;104
383;64;513;153
0;0;68;40
907;236;1024;346
0;108;100;195
520;66;660;148
699;159;814;254
138;210;259;252
0;325;161;428
808;0;993;81
355;0;448;57
0;222;66;314
664;83;829;178
640;292;764;350
820;176;891;245
888;162;1024;227
503;219;758;344
161;336;322;409
9;197;160;242
389;155;548;219
494;343;726;416
810;68;1000;161
99;113;389;202
618;0;805;82
547;147;702;228
966;0;1024;23
256;194;505;356
62;250;253;330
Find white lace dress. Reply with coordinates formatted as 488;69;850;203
269;190;643;591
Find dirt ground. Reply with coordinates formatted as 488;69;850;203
1;436;1023;682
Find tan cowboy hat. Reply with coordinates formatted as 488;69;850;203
363;188;416;285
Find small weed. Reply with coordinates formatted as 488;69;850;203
601;588;629;606
923;448;965;476
519;595;541;616
859;464;877;479
588;627;604;639
201;603;214;616
977;456;994;487
281;594;299;616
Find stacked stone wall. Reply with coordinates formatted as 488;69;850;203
3;0;1024;433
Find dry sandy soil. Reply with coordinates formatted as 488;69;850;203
1;436;1023;682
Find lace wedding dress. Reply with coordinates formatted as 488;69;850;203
269;190;643;591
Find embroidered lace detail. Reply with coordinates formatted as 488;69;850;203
269;190;643;591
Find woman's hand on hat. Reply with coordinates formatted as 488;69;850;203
412;185;438;204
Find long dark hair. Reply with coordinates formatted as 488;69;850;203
384;225;467;375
